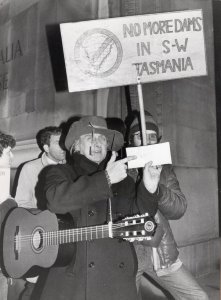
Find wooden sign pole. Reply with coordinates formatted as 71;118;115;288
137;77;147;146
136;77;160;271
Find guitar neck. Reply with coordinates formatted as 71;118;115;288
38;214;155;246
44;224;112;245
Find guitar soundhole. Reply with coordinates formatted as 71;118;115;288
31;227;44;253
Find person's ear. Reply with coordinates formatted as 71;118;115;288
43;144;49;153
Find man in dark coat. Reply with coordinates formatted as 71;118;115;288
36;115;162;300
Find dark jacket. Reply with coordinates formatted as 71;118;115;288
157;165;187;267
37;153;159;300
130;165;187;269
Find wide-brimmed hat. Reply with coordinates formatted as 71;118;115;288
65;116;124;152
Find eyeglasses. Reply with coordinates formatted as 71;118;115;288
133;132;158;144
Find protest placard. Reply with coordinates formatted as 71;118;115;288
126;142;172;169
60;9;207;92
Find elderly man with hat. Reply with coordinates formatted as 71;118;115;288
35;115;162;300
127;110;208;300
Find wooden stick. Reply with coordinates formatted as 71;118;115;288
137;77;160;271
137;77;147;146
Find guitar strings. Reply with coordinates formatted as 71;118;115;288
13;223;136;242
14;226;128;241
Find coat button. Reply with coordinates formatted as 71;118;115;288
88;262;95;268
113;192;118;197
88;210;95;217
119;262;125;268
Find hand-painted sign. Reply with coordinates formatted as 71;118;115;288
60;9;207;92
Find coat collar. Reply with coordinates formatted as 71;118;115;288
71;152;109;176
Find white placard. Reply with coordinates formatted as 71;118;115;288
60;9;207;92
126;142;172;169
0;167;10;203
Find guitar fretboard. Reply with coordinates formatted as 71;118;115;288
44;224;111;245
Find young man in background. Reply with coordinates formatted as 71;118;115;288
14;126;66;300
15;126;66;208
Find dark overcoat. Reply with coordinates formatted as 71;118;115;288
36;153;158;300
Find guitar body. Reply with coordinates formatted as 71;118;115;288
1;208;156;279
2;208;75;278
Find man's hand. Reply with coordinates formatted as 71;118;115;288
106;151;136;184
143;161;162;193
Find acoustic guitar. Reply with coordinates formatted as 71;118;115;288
1;207;156;278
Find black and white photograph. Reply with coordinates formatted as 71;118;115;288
0;0;220;299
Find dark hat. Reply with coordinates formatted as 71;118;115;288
65;116;124;152
129;110;159;138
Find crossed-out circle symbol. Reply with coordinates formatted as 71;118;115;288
74;28;123;78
